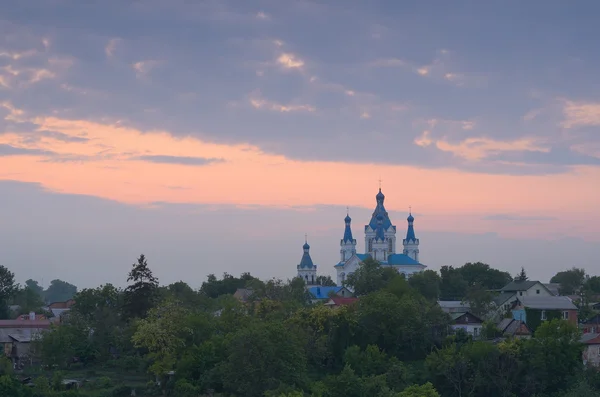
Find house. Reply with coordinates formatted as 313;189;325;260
233;288;253;303
438;301;470;314
496;318;532;338
582;314;600;334
581;333;600;367
511;296;578;332
0;318;51;365
307;286;353;302
450;311;484;338
543;283;560;296
493;280;554;315
323;296;358;308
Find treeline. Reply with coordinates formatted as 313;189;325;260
1;257;599;396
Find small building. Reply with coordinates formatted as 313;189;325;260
496;318;532;338
307;286;353;302
582;314;600;334
450;311;484;338
438;301;470;314
323;297;359;308
233;288;253;303
581;333;600;368
511;296;578;332
494;280;554;316
0;318;51;365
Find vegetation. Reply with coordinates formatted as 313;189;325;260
0;258;598;396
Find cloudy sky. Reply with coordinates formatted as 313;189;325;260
1;0;599;289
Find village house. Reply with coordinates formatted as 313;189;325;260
582;314;600;334
511;296;578;332
450;311;484;338
493;280;554;317
323;296;358;308
496;318;532;338
581;333;600;368
233;288;253;303
0;314;51;365
307;286;353;303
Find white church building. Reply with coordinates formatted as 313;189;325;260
296;188;426;286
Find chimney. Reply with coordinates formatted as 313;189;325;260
29;312;35;320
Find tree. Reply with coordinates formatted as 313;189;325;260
200;272;256;298
12;286;45;315
463;283;495;319
123;254;159;318
550;267;586;295
316;275;337;286
43;279;77;303
408;270;441;300
458;262;512;290
0;266;17;319
344;258;399;295
25;279;44;296
515;267;528;281
399;382;440;397
220;321;307;397
439;266;468;300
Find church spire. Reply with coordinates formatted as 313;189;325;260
340;209;357;262
297;237;317;285
403;209;420;262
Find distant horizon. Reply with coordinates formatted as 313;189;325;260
1;1;599;288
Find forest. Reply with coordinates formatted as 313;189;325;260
1;255;599;397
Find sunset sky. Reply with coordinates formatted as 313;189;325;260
1;0;599;288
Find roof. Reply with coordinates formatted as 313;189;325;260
342;215;354;243
581;333;600;344
517;296;577;310
325;297;358;306
438;301;470;309
544;283;560;296
334;253;371;267
366;189;395;232
493;293;517;307
233;288;253;302
308;286;344;299
298;246;315;269
497;318;531;336
0;328;47;343
385;254;420;266
405;214;417;241
0;320;51;329
450;311;484;323
500;280;541;292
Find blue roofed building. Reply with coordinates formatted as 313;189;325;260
334;188;426;285
307;286;353;302
297;237;317;285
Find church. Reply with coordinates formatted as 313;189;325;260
297;188;426;286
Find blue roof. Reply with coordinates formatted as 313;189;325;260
308;286;343;299
405;213;417;241
298;242;315;269
343;215;354;243
386;253;420;266
367;189;395;231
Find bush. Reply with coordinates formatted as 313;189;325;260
111;385;132;397
96;376;113;389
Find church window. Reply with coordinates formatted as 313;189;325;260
311;275;314;284
388;238;393;253
368;239;373;252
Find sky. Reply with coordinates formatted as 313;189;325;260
1;0;599;289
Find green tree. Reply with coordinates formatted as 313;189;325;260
220;321;307;397
200;272;256;298
408;270;441;301
399;382;440;397
43;279;77;303
515;267;528;281
344;258;399;295
12;286;45;315
123;254;159;318
0;375;32;397
25;279;44;296
458;262;512;290
551;267;587;295
316;275;337;286
0;266;17;319
462;283;495;319
439;266;468;300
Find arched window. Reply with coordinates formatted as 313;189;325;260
388;238;393;253
368;238;373;252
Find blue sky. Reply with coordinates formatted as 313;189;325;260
1;0;599;288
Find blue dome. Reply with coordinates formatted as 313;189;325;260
376;214;384;223
407;213;414;222
303;242;310;250
344;214;351;223
376;188;385;202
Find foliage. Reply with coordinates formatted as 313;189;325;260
551;267;587;295
0;265;17;319
200;272;256;298
316;275;337;286
123;254;159;319
44;279;78;304
408;270;441;301
515;267;528;281
399;382;440;397
343;258;399;295
462;283;495;319
524;307;562;332
440;262;511;301
12;285;45;315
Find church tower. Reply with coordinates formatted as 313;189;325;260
340;211;357;262
365;188;397;261
297;237;317;285
402;212;420;262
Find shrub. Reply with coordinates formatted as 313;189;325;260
96;376;113;389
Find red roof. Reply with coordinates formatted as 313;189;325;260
0;320;52;329
327;297;358;306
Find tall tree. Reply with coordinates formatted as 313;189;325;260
316;275;337;287
43;279;77;303
439;266;468;300
458;262;512;290
515;267;528;281
550;267;586;295
408;270;441;300
12;286;44;315
25;279;44;297
344;258;399;296
0;266;17;319
123;254;159;319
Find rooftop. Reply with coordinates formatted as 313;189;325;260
517;296;577;310
500;280;541;292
